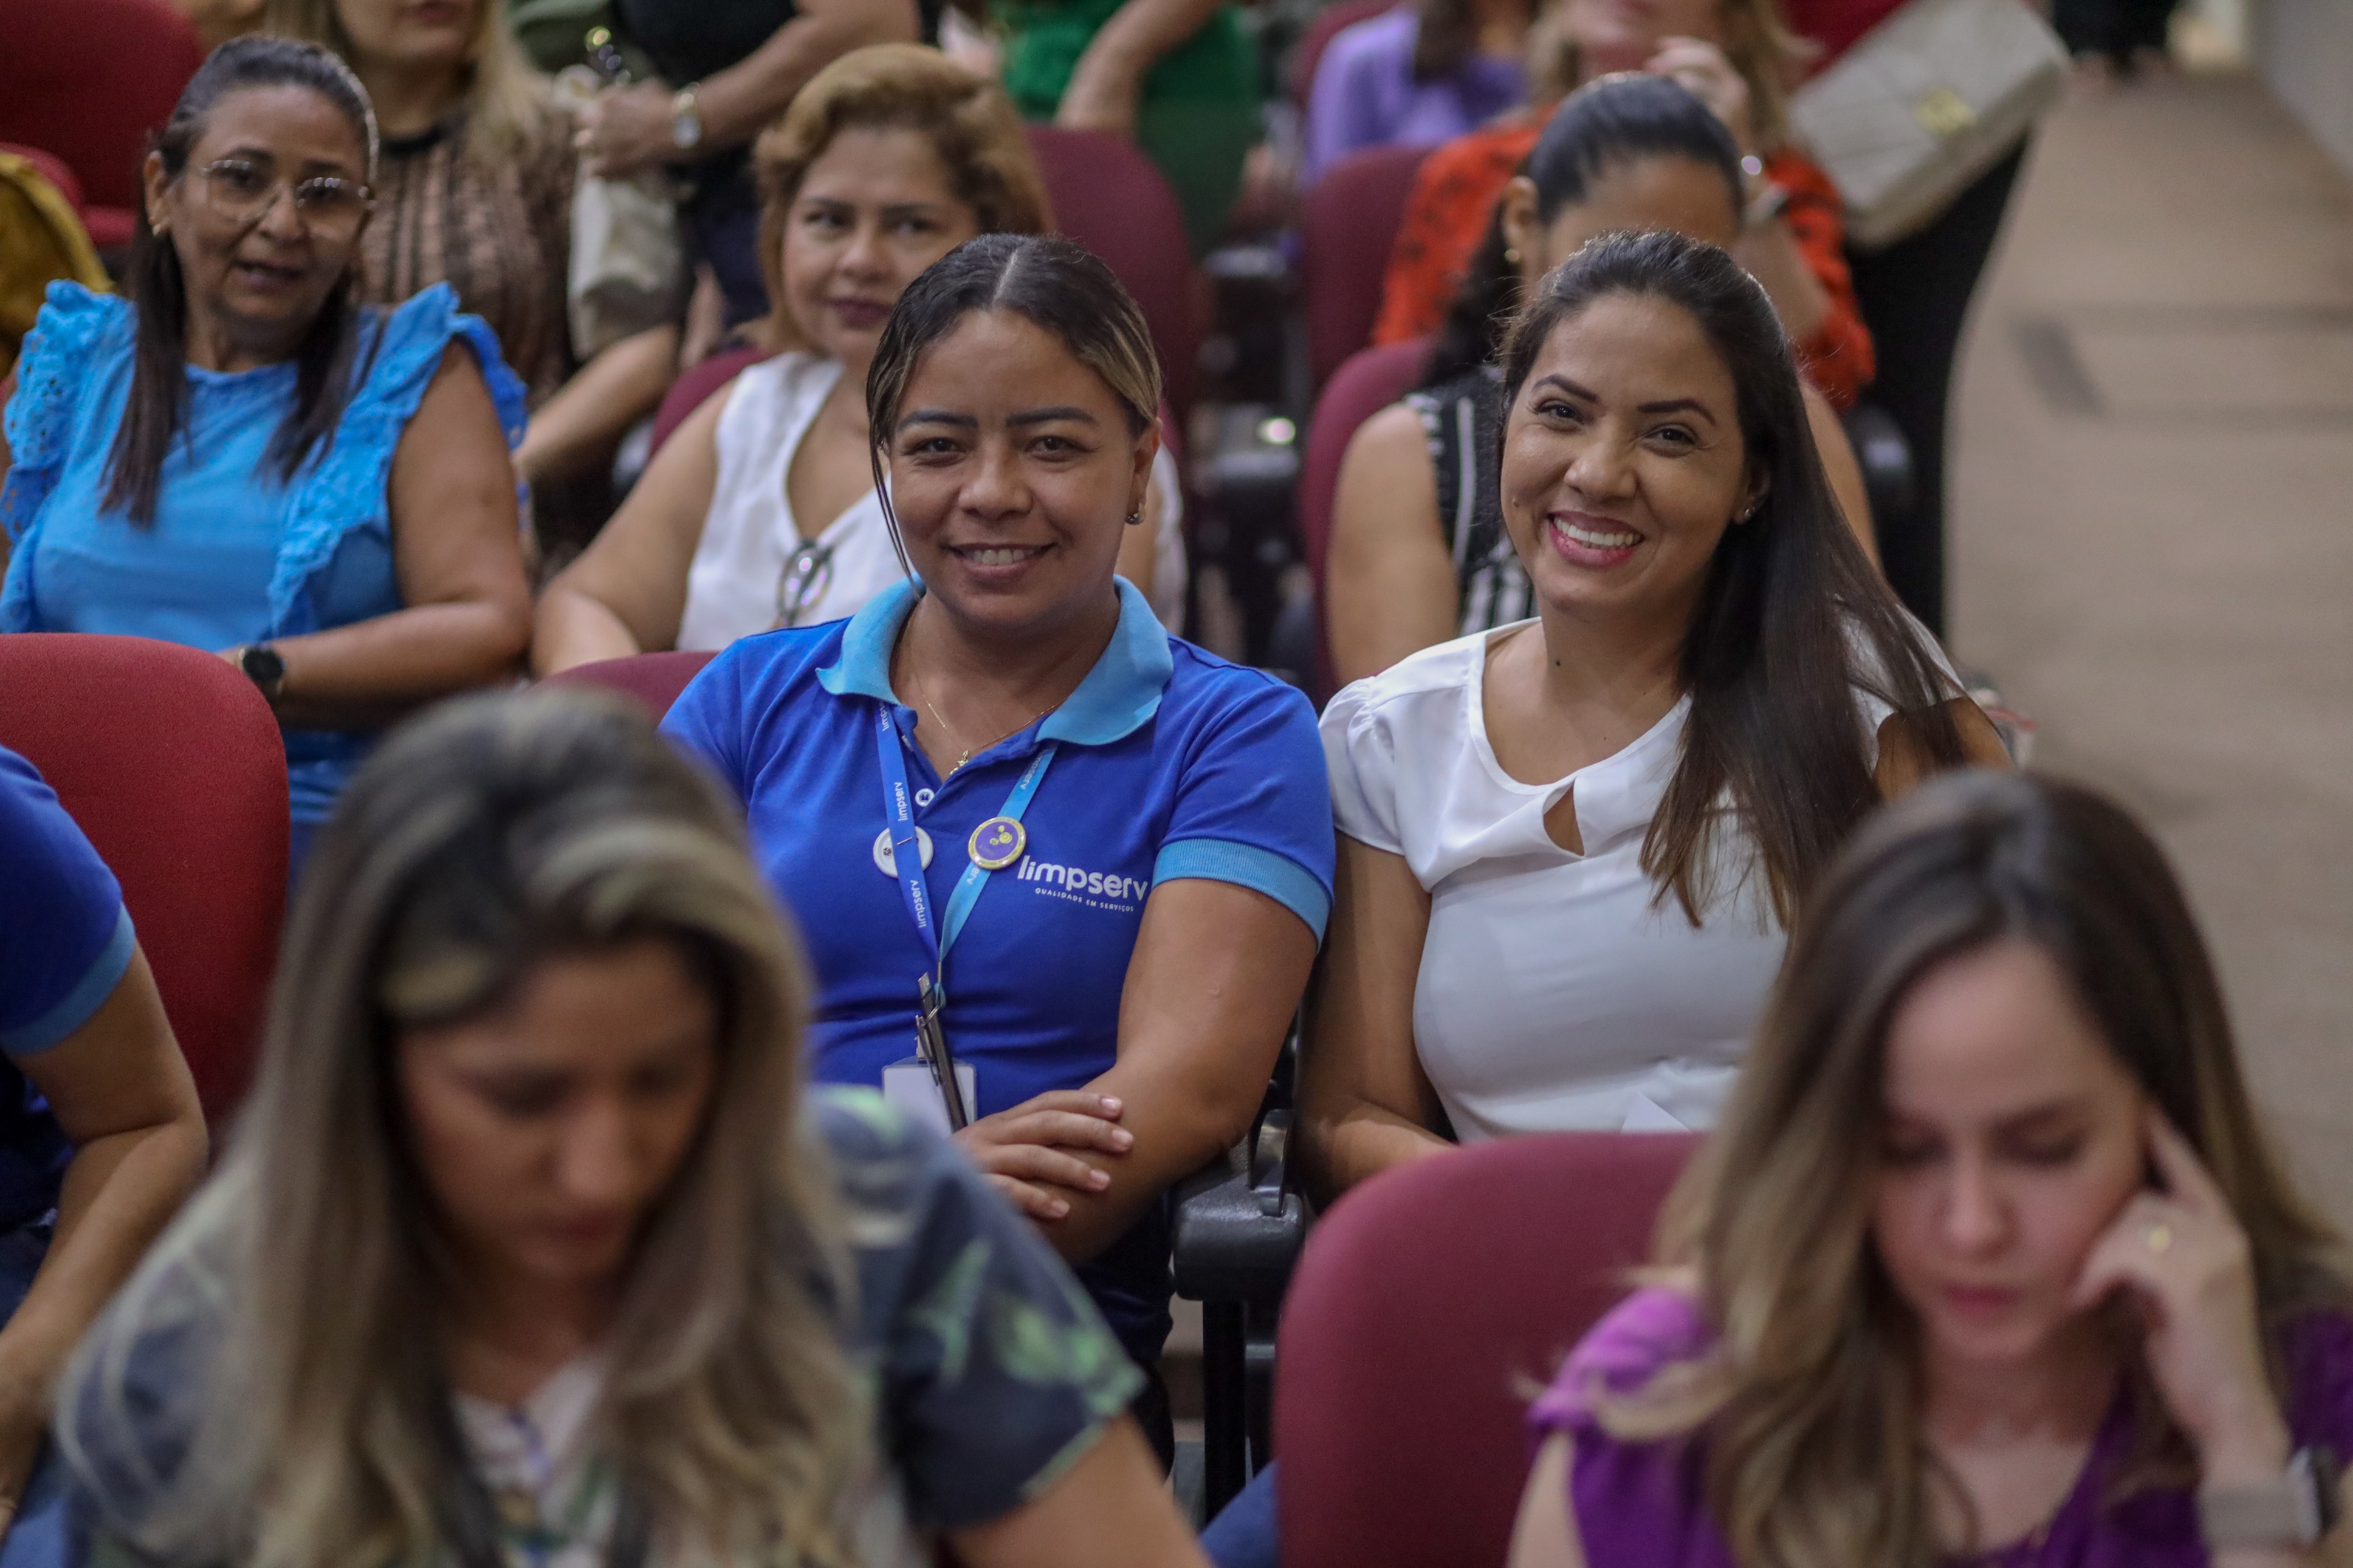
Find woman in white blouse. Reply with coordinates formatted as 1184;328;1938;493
1297;230;2010;1199
531;46;1183;675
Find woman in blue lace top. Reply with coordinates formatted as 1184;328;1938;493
0;37;532;858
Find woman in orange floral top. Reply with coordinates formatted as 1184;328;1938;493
1370;0;1875;409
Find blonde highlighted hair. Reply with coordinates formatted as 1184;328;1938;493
754;44;1053;352
263;0;556;164
1601;772;2348;1566
59;691;868;1568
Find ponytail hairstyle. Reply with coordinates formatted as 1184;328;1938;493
1424;72;1743;389
862;233;1160;577
104;36;381;526
1494;230;1967;925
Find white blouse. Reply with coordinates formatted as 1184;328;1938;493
678;352;1188;652
1321;621;1955;1140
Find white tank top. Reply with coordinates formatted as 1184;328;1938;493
678;354;904;651
677;352;1189;652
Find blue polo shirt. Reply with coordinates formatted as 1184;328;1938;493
664;577;1335;1364
0;745;133;1236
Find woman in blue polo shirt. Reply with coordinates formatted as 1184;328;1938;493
0;745;207;1561
663;234;1333;1435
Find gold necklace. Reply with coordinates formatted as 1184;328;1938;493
916;677;1051;776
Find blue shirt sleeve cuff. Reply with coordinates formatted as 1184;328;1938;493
1152;839;1330;941
1;905;135;1056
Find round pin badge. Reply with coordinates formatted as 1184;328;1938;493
967;816;1028;872
872;826;935;877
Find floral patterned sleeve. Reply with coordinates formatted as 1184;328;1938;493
1372;125;1541;348
816;1087;1146;1532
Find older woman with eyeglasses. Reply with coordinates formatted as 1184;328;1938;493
0;36;532;868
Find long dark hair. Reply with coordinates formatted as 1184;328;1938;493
1425;74;1742;389
104;36;381;526
864;233;1161;574
1496;228;1966;925
1633;772;2346;1566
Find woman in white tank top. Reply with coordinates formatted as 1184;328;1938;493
532;47;1184;677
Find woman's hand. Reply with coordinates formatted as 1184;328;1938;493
953;1091;1134;1222
575;83;682;180
1644;38;1756;156
2069;1108;2292;1482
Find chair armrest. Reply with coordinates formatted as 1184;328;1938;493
1172;1107;1308;1305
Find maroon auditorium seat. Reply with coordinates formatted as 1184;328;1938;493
648;344;771;455
1277;1131;1700;1568
1298;337;1429;592
0;0;206;252
540;650;718;721
0;634;287;1123
1297;336;1427;690
1025;125;1199;416
1301;143;1429;388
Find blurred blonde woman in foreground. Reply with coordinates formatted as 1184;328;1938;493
1513;771;2353;1567
57;690;1207;1568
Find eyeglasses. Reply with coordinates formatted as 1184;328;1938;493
774;539;837;629
194;158;373;235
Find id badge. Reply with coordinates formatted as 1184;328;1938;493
882;1058;980;1140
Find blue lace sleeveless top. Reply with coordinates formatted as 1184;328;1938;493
1;282;526;823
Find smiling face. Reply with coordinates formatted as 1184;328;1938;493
397;940;719;1299
886;307;1154;638
146;83;371;363
332;0;479;71
1873;939;2149;1372
780;125;984;379
1497;290;1759;634
1508;154;1741;291
1559;0;1725;75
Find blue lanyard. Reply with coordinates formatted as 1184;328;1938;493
874;704;1057;998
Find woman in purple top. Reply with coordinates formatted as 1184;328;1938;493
1302;0;1530;184
1513;771;2353;1567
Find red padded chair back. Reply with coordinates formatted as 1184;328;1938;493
0;0;205;242
1296;337;1426;696
1025;126;1198;416
649;344;771;455
538;651;718;720
1277;1132;1702;1568
0;635;287;1123
1302;143;1429;388
1290;0;1399;106
1298;337;1427;590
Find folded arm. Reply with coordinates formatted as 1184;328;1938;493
955;877;1316;1264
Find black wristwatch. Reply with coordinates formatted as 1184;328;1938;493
233;643;286;704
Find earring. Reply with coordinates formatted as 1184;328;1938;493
1505;246;1522;265
1124;511;1143;527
